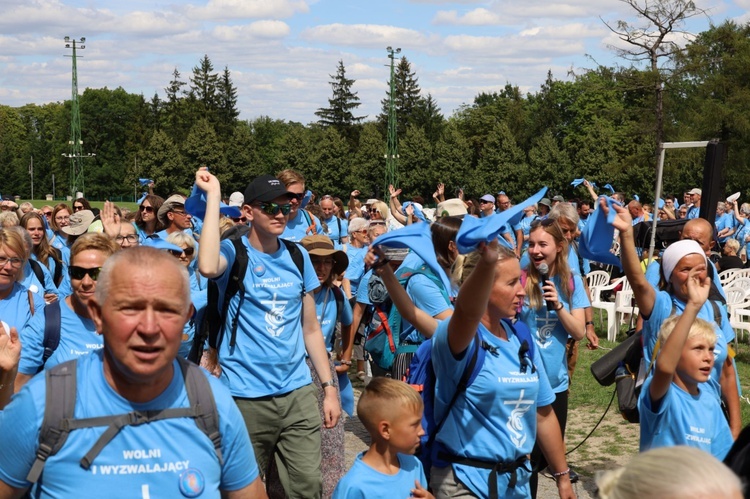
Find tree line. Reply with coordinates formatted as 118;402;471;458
2;20;750;204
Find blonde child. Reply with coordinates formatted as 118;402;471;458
638;267;733;459
333;377;433;499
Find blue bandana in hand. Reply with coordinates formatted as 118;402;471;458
579;196;623;269
371;222;453;294
185;189;242;220
604;184;616;194
138;178;153;186
455;187;548;254
402;201;427;223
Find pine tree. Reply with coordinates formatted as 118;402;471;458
216;66;239;140
315;60;366;139
189;55;219;117
379;57;422;137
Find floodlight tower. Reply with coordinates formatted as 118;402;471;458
384;46;401;196
62;36;94;198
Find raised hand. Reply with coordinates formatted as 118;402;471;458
100;200;121;238
195;167;221;195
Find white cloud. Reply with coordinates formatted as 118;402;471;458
184;0;309;21
301;23;434;49
433;8;503;26
212;20;291;41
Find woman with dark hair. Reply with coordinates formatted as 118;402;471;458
72;197;92;213
520;218;588;498
134;194;165;242
20;212;64;288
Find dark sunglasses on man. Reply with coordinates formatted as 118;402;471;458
69;266;102;281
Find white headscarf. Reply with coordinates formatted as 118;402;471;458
661;239;706;283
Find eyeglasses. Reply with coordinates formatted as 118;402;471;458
479;200;493;204
255;202;292;216
139;205;154;213
55;216;70;223
73;205;84;211
115;234;139;244
69;266;102;281
171;210;189;217
0;256;23;268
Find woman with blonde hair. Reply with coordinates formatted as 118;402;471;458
0;228;44;337
596;446;742;499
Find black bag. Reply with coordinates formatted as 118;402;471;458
632;219;686;250
615;364;640;423
590;329;642;387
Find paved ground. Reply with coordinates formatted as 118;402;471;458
342;386;595;499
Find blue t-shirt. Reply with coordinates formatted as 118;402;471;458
213;236;320;398
0;351;258;497
321;216;348;248
0;282;44;334
281;210;321;242
355;269;374;306
18;298;101;374
432;320;554;499
519;274;589;393
518;215;535;252
642;289;732;401
315;286;353;350
639;377;733;460
716;213;734;243
345;246;368;297
21;259;57;298
687;205;700;219
333;452;426;499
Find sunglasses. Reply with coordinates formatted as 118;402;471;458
288;193;304;201
69;266;102;281
171;210;188;217
139;205;154;213
530;217;556;229
231;217;248;224
255;202;292;216
169;246;194;258
42;211;52;216
73;205;84;211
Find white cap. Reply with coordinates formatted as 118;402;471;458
229;191;244;207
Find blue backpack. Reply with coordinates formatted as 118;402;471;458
406;318;536;474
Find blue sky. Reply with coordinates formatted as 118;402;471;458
0;0;747;124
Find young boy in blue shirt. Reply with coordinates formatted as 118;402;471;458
333;377;433;499
639;267;733;460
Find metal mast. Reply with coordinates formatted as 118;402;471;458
384;46;401;196
63;37;94;199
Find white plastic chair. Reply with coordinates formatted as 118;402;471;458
614;279;639;330
729;277;750;297
719;269;739;287
586;270;610;300
590;277;624;342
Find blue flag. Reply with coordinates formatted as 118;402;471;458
579;196;623;270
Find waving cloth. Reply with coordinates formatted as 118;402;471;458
371;222;453;294
603;184;616;194
579;196;623;270
455;187;548;255
185;186;242;220
138;178;153;186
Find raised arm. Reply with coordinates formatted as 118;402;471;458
195;168;228;278
601;198;656;317
649;269;709;404
447;241;498;355
388;185;407;225
365;247;438;338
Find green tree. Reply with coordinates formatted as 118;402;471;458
309;127;350;197
349;122;385;198
432;122;472;198
163;68;189;142
398;125;433;199
412;94;445;146
183;118;227;186
189;55;219;118
216;66;239;140
251;116;289;174
379;57;422;137
474;122;527;198
315;60;366;143
527;131;573;198
224;121;261;193
140;129;186;196
274;124;314;174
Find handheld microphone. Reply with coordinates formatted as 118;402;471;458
537;263;555;311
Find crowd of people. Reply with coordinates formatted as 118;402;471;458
0;173;747;498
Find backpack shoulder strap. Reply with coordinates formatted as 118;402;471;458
336;218;343;244
280;239;306;295
40;299;62;372
226;236;249;348
501;318;536;374
332;285;345;325
50;248;63;287
29;259;45;287
710;299;723;328
27;360;78;483
177;357;223;465
301;209;316;235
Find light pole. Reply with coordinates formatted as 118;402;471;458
384;46;401;197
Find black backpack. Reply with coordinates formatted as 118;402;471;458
189;226;305;362
26;357;222;484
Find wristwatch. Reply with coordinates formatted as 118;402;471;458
321;380;336;390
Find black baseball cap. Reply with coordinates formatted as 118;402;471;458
244;175;295;204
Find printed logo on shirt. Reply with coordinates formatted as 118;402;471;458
686;425;712;446
535;312;556;349
179;468;205;497
262;293;288;337
504;389;534;448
